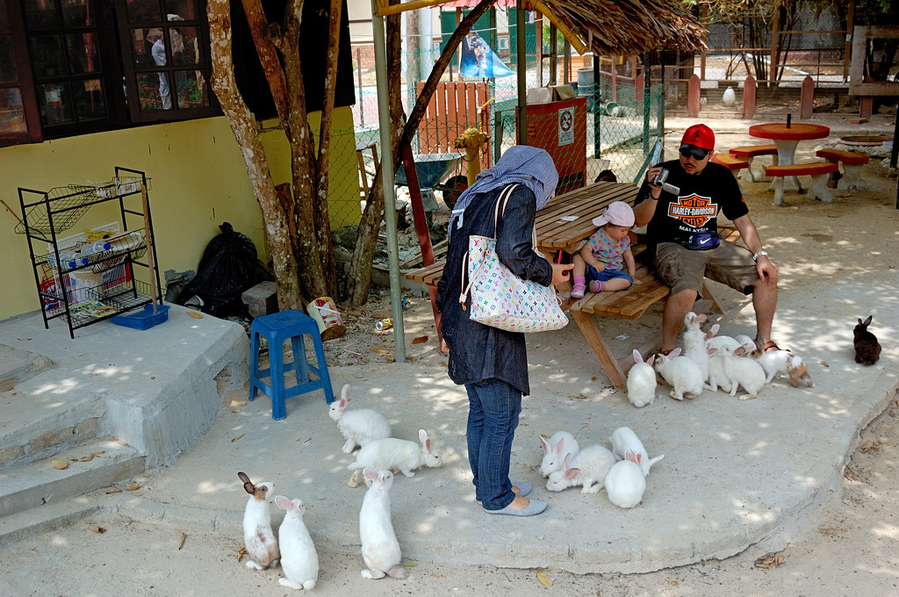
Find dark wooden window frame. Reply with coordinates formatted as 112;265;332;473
0;0;42;146
1;0;219;146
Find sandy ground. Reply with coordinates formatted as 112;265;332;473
6;116;899;595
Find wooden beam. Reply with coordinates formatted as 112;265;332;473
535;2;587;54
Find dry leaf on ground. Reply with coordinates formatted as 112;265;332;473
186;311;203;319
231;434;245;443
754;551;785;569
51;459;68;470
412;336;429;344
536;570;553;586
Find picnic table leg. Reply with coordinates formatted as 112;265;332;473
770;139;802;193
570;310;628;390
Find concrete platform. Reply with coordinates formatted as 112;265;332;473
1;271;883;575
0;306;249;469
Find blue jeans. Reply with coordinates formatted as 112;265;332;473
465;378;522;510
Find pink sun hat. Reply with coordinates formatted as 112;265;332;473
592;201;635;227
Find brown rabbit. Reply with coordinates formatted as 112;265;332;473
853;316;882;365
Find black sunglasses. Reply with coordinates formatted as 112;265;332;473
679;144;710;160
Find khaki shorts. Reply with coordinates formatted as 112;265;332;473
652;241;759;297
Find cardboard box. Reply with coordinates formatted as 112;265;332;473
526;87;552;105
551;84;576;100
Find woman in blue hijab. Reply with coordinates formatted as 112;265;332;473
437;146;573;517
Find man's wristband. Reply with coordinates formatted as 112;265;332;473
752;250;769;262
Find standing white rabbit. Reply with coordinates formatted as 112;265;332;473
359;468;407;580
681;313;715;382
720;345;766;400
274;495;318;590
626;350;657;408
706;353;733;393
546;445;616;494
347;429;442;487
238;472;280;571
604;451;647;509
538;431;580;477
609;426;664;477
329;384;391;453
750;344;814;387
652;348;704;401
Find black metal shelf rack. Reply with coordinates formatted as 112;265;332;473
17;167;163;338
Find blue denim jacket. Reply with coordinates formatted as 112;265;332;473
436;184;553;395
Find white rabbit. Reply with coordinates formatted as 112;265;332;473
626;350;657;408
706;325;743;352
734;334;756;348
604;451;646;509
546;445;616;494
609;426;664;477
706;354;733;393
720;345;766;400
681;313;715;382
329;384;392;454
359;468;407;580
750;345;814;387
652;348;704;401
274;495;318;590
538;431;580;477
237;472;280;571
347;429;442;487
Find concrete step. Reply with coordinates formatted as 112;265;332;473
0;436;144;519
0;497;101;547
0;371;105;472
0;343;53;387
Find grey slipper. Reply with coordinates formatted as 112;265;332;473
514;480;533;498
476;481;533;505
484;498;547;517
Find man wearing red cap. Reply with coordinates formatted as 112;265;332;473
633;124;780;355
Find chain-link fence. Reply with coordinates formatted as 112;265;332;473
333;22;662;245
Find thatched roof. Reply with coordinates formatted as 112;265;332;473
543;0;706;54
420;0;706;54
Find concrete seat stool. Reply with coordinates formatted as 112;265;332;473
249;309;334;420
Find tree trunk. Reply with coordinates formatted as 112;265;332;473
207;0;302;311
346;0;497;307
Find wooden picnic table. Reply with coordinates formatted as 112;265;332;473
534;180;639;256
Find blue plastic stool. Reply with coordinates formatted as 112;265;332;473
249;310;335;420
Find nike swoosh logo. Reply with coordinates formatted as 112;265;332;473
698;238;711;244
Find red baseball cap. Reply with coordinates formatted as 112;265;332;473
681;124;715;151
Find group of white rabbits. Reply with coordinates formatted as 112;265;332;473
627;312;814;407
538;427;664;509
237;384;444;589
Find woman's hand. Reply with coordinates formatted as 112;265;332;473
551;262;574;286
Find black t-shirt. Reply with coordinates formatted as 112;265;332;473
635;159;749;245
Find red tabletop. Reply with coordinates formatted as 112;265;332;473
749;123;830;141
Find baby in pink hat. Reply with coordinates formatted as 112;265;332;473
570;201;642;299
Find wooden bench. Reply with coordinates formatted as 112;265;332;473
729;144;779;182
765;162;838;205
404;183;744;390
816;148;870;191
566;227;743;389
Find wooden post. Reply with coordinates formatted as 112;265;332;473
800;75;815;119
688;74;701;118
743;75;756;119
770;7;781;85
844;0;855;83
635;72;644;103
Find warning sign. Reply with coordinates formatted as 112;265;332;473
558;106;574;146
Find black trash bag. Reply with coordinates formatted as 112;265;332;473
177;222;257;317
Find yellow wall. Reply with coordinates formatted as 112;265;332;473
0;107;360;322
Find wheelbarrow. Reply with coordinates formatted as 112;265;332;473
394;152;466;211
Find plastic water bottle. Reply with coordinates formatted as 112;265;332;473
78;240;113;260
50;250;87;269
